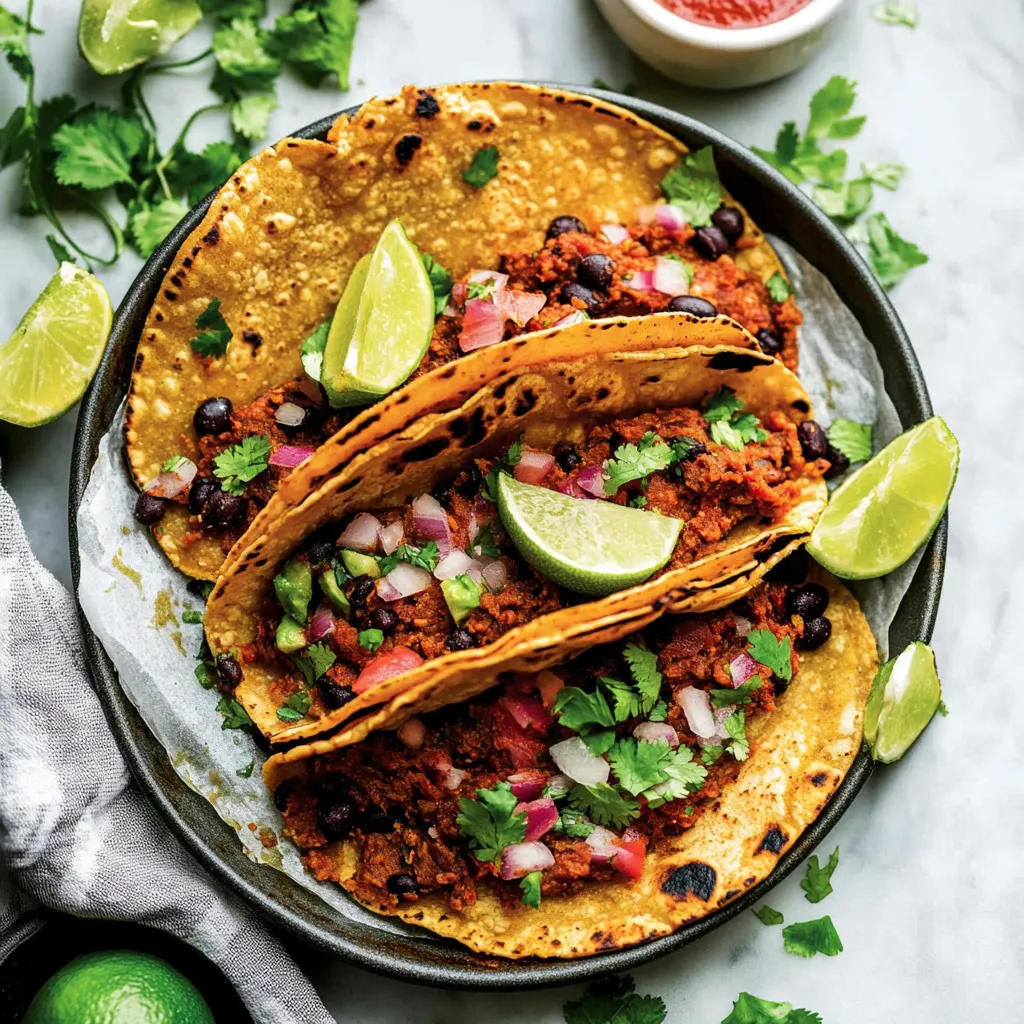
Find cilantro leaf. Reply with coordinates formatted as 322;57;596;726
231;91;277;139
216;696;252;730
358;628;383;652
195;662;217;689
866;211;928;288
722;993;822;1024
564;977;666;1024
306;642;336;680
782;915;844;958
705;390;767;451
643;745;707;808
128;198;188;258
700;744;723;765
806;76;861;141
199;0;267;18
422;252;453;315
938;700;949;718
568;782;639;829
647;700;667;722
556;807;595;838
52;108;147;190
462;145;499;188
277;689;312;722
800;845;839;903
861;161;907;190
182;609;203;625
623;643;662;712
604;437;675;494
873;2;918;27
724;711;750;761
752;121;802;185
580;729;616;756
554;686;616;733
599;676;645;724
827;419;873;463
299;318;331;382
608;737;675;796
269;0;360;90
660;145;722;227
765;272;792;303
0;4;33;80
710;676;763;708
213;434;271;495
190;298;234;358
467;278;496;301
520;870;542;909
812;177;873;223
747;630;793;682
236;760;255;778
212;17;280;92
166;139;252;207
753;905;784;926
703;386;743;423
457;781;525;863
378;541;439;576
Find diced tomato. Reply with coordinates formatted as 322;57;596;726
492;705;547;769
611;829;648;879
352;646;424;694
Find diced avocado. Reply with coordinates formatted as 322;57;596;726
341;549;380;579
274;558;313;623
319;569;351;618
275;615;307;654
441;574;483;624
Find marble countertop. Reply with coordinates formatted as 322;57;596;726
2;0;1020;1019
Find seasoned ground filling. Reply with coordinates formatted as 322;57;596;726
276;570;828;913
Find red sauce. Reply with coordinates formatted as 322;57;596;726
655;0;814;29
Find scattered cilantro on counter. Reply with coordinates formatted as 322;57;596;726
660;145;722;227
276;689;311;722
873;2;918;27
722;993;822;1024
753;905;784;926
456;781;525;863
782;915;844;958
182;609;203;624
938;700;949;717
213;434;271;495
747;630;793;682
563;975;666;1024
865;211;929;288
827;419;873;463
189;299;234;358
800;846;840;903
462;145;499;188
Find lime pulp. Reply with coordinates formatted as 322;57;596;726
78;0;203;75
0;263;112;427
321;218;435;408
807;416;959;579
864;641;942;763
496;473;681;597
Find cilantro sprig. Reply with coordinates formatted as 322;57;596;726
291;642;336;686
421;252;453;316
563;975;666;1024
276;689;311;722
703;388;767;452
189;298;233;358
213;434;271;495
378;541;439;576
827;418;873;463
456;781;525;863
660;145;722;227
462;145;499;188
747;630;793;682
604;431;675;495
722;993;822;1024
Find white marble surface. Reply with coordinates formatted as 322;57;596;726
2;0;1021;1019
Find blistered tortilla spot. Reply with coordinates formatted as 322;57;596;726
755;825;787;855
663;862;716;902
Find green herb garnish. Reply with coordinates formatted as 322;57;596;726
213;434;271;495
276;689;312;722
782;915;844;958
358;628;383;652
753;905;784;926
456;781;525;863
800;846;840;903
660;145;722;227
827;418;873;463
189;298;233;358
747;630;793;682
461;145;499;188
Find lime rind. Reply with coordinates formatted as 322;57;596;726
864;641;942;763
497;474;681;598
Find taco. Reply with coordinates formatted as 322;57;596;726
124;82;802;580
203;329;832;746
264;562;878;958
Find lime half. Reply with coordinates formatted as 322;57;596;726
807;416;959;579
864;641;942;763
497;474;681;597
0;263;112;427
79;0;203;75
322;219;434;408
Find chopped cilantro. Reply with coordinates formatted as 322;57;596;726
700;745;723;765
604;436;675;495
471;524;502;559
277;689;312;722
660;145;722;227
828;419;873;463
554;686;616;734
520;870;542;909
800;846;840;903
182;609;203;625
567;782;639;830
938;700;949;717
466;278;496;301
747;630;793;682
861;161;908;190
189;299;234;358
812;177;874;223
462;145;499;188
166;139;253;208
235;760;255;778
724;711;750;761
782;915;844;958
216;696;252;730
421;252;453;315
703;386;744;423
482;439;523;500
623;643;662;712
194;661;217;689
710;676;763;708
806;75;865;142
668;436;699;465
357;628;383;652
213;434;271;495
608;737;675;796
291;642;336;685
456;781;525;863
752;905;784;926
872;2;918;27
629;495;648;509
378;541;439;576
580;729;616;756
766;272;792;303
643;746;708;809
556;807;595;838
722;993;822;1024
647;700;668;722
704;388;766;452
161;455;189;473
563;975;666;1024
299;318;331;382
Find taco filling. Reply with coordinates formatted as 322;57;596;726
275;567;835;913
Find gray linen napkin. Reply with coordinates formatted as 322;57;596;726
0;474;335;1024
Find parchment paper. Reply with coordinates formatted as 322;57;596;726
76;241;919;930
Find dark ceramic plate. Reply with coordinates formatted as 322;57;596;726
69;84;946;989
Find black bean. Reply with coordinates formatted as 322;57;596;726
273;780;295;812
216;654;243;689
349;575;376;609
187;478;216;516
711;205;745;244
755;328;782;356
361;806;392;833
386;873;420;896
787;583;830;620
765;547;810;585
133;492;166;525
690;225;730;260
546;215;588;240
319;679;356;709
666;295;718;317
577;253;614;291
204;489;247;527
456;465;482;496
824;443;850;480
772;676;790;696
797;420;829;461
447;628;476;651
319;799;357;839
193;397;233;436
798;616;832;650
371;608;399;632
305;536;335;565
431;478;454;509
552;441;582;473
559;281;599;312
669;435;707;462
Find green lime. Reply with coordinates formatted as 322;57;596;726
321;219;434;408
807;416;959;579
496;473;681;597
23;950;214;1024
78;0;203;76
864;641;942;763
0;263;112;428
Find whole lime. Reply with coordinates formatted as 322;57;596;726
23;949;215;1024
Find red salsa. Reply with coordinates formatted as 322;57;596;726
655;0;815;29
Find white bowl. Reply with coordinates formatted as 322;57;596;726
594;0;849;90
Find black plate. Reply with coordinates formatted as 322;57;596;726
69;85;945;989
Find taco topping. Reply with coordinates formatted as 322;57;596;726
276;574;831;912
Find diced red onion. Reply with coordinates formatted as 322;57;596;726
546;773;573;798
549;736;609;786
653;256;691;296
557;476;588;499
513;448;555;485
503;694;550;732
515;797;559;842
499;841;555;880
636;203;687;231
268;445;314;469
307;604;335;643
632;721;679;748
338;512;382;553
729;651;758;687
577;463;610;498
586;826;620;864
379;520;404;555
412;493;452;554
495;288;546;327
625;269;656;292
376;563;433;602
433;548;481;581
600;222;629;244
677;686;716;739
508;770;548;801
275;401;306;427
732;613;753;637
468;269;509;290
700;706;735;747
459;298;505;352
480;557;508;594
397;716;425;749
443;768;468;790
352;646;424;693
145;458;197;500
552;310;588;328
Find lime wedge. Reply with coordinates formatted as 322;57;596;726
78;0;203;75
322;219;434;408
0;263;112;428
807;416;959;579
496;474;681;597
864;641;942;762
